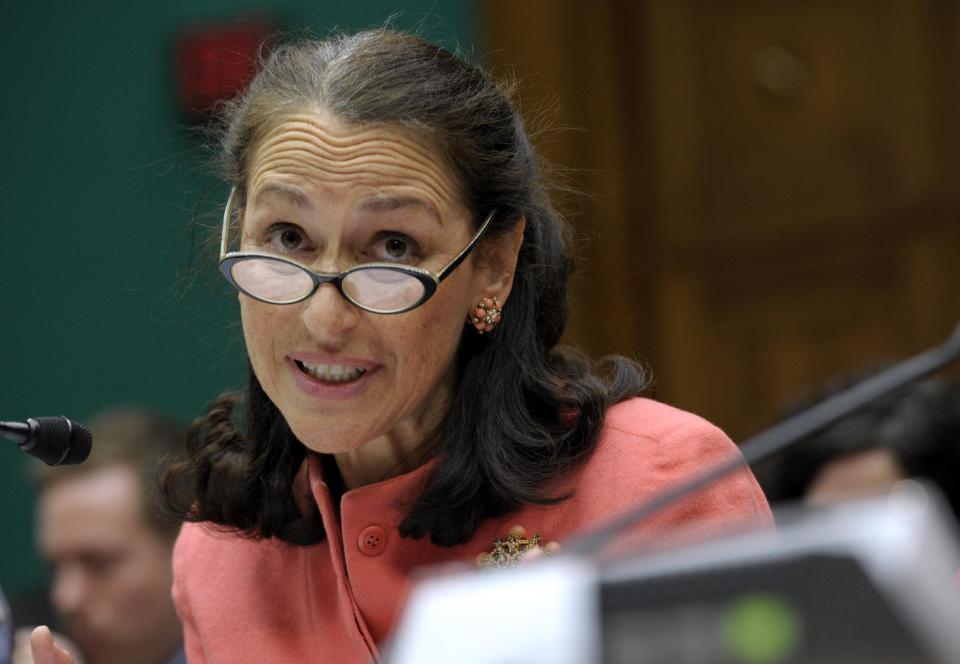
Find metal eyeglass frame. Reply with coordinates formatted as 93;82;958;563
218;187;496;314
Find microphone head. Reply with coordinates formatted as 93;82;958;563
29;417;92;466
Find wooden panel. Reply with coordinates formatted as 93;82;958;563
642;1;952;248
480;1;960;440
480;0;653;361
661;220;960;435
637;1;960;435
695;2;943;239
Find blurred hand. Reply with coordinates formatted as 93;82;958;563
13;626;84;664
27;627;75;664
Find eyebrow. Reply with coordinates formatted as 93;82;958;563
252;184;312;209
359;196;442;225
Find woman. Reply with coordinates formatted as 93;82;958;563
32;28;771;664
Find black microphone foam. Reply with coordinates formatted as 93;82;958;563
23;417;92;466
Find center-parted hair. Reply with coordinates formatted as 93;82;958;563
161;29;649;547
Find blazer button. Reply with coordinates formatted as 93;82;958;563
358;525;387;556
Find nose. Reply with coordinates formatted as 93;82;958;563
300;282;361;343
51;566;87;617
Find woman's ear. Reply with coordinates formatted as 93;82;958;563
476;215;526;304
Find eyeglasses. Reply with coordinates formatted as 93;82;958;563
218;188;495;314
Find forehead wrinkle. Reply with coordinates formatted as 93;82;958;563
274;113;435;152
250;150;458;209
248;155;455;211
252;136;457;201
263;114;451;176
254;121;435;161
250;119;463;205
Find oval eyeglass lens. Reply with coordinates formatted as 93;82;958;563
231;258;314;302
343;268;426;312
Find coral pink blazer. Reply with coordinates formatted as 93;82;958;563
172;398;772;663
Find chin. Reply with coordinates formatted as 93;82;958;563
286;417;375;455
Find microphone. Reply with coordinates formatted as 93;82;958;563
0;417;92;466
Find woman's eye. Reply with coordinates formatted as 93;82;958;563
263;224;308;253
279;229;302;250
385;238;408;258
372;234;420;262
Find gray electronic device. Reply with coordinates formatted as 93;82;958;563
601;482;960;663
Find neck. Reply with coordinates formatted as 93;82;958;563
334;439;415;489
331;352;459;490
334;379;451;490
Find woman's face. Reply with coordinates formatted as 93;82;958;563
238;111;494;468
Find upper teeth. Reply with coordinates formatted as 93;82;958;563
299;362;366;383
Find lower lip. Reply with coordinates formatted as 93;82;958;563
287;358;379;400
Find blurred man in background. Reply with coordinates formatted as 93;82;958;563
759;374;960;521
16;408;186;664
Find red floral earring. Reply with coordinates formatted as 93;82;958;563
468;296;502;334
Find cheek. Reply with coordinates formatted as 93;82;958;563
240;298;268;350
108;546;173;619
241;300;288;373
393;288;470;384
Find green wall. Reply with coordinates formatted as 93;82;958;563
0;0;472;599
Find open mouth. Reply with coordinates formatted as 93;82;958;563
294;359;368;384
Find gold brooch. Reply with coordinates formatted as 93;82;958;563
476;525;561;570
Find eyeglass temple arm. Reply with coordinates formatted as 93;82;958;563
436;210;496;282
220;187;238;259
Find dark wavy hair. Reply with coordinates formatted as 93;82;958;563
161;28;650;547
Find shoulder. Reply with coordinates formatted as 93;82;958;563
172;522;306;623
174;520;291;561
593;397;738;467
173;522;292;591
561;397;773;532
601;396;719;436
172;523;221;596
173;521;225;567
